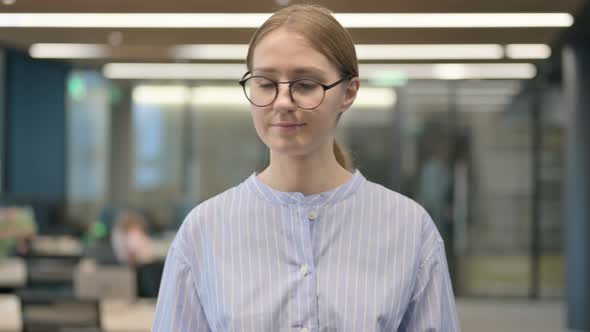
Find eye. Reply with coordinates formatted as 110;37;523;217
292;80;319;91
251;77;275;90
258;83;275;89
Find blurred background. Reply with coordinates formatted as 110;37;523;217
0;0;589;331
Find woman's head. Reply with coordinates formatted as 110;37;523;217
246;5;358;80
114;211;147;234
244;4;359;170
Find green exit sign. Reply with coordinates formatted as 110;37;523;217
369;70;408;87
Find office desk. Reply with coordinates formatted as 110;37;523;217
74;259;136;300
0;257;26;288
26;236;83;286
31;235;83;257
17;288;99;330
0;294;22;332
100;299;155;332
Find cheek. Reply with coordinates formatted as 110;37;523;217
250;110;269;139
315;105;341;131
300;112;338;143
316;94;343;121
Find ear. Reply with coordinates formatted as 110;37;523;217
339;77;360;113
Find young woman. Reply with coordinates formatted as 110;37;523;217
111;210;154;266
153;4;460;331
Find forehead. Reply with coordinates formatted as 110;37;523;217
251;28;339;76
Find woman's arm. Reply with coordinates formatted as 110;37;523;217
398;214;461;332
152;245;212;332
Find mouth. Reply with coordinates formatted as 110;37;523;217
272;123;306;129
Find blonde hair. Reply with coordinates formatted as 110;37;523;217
246;4;356;171
114;211;147;233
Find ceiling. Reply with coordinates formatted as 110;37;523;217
0;0;583;13
0;0;587;66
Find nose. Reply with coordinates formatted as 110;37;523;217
272;83;296;112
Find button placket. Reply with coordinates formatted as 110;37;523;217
295;205;320;332
300;264;311;277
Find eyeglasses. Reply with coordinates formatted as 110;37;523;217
239;72;353;110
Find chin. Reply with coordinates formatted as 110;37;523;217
266;139;311;158
269;143;306;156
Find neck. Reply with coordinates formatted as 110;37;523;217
257;143;353;195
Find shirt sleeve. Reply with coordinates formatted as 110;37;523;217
398;216;462;331
152;244;212;332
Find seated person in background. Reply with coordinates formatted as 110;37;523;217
0;206;37;258
111;210;154;266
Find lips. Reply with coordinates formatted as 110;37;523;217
273;123;306;128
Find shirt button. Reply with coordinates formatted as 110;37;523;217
300;264;310;277
300;328;310;332
307;211;318;221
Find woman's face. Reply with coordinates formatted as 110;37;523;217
249;28;358;158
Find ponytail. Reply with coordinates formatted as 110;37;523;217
334;140;354;172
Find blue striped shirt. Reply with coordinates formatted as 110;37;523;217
153;170;461;331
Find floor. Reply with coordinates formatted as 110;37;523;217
457;299;565;332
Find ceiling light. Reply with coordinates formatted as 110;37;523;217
172;44;249;60
505;44;551;59
29;43;107;59
0;13;573;28
361;63;537;80
354;88;397;108
336;13;573;28
0;13;269;28
104;63;247;80
132;85;190;105
356;44;503;60
191;86;248;106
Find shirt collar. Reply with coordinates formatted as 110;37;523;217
245;169;366;206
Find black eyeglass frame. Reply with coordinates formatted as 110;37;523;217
238;71;354;110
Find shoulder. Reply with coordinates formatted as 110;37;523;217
362;179;443;250
362;180;430;220
172;181;251;250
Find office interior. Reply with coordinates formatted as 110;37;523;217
0;0;589;331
